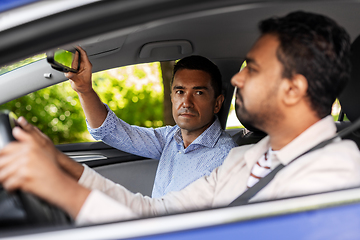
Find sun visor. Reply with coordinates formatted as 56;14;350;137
77;35;127;59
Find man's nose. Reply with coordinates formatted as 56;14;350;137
231;70;245;88
182;94;194;108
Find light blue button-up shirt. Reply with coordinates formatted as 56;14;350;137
88;105;236;198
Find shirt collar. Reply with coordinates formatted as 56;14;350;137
243;115;336;168
276;115;336;165
173;117;223;148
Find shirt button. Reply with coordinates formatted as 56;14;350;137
178;151;182;154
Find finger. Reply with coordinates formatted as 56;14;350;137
72;50;79;69
12;126;34;143
17;117;48;141
1;170;27;192
0;154;24;183
33;126;48;139
0;149;24;191
76;46;92;69
18;117;40;136
65;46;90;80
0;141;22;157
16;117;47;145
17;116;32;131
32;127;53;147
2;175;21;192
76;45;86;54
65;72;74;79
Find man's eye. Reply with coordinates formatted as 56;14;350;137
175;90;183;94
247;66;255;73
195;91;203;95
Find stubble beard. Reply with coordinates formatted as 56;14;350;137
235;90;283;133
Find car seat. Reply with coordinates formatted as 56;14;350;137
232;126;267;146
338;34;360;148
231;108;267;146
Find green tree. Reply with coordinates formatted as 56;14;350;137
93;62;164;128
0;82;87;144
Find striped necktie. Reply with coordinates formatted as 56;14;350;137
247;148;274;188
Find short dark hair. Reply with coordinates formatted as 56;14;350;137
259;11;351;118
172;55;222;98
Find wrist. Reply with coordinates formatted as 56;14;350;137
46;170;90;219
57;151;85;180
77;87;95;96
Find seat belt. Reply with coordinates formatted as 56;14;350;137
228;118;360;207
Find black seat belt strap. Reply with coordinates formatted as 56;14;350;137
228;118;360;207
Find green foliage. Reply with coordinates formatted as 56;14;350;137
0;62;165;144
0;82;88;144
133;66;146;79
93;62;164;128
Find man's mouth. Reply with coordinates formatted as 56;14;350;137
178;109;197;117
179;113;196;117
235;89;243;105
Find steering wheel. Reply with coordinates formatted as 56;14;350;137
0;110;72;228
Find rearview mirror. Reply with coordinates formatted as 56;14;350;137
46;48;80;73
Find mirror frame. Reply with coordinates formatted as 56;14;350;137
46;48;81;73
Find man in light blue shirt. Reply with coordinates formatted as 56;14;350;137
68;52;236;197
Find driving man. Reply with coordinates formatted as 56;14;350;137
67;53;236;197
1;11;360;225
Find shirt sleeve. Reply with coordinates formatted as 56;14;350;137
87;104;171;160
77;164;220;223
76;190;138;225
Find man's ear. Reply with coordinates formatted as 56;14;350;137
214;94;224;114
282;74;308;106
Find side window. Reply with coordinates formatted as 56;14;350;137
0;61;175;145
225;90;243;130
226;60;246;130
0;81;87;144
92;63;165;128
332;99;349;121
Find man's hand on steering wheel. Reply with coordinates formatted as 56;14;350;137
0;117;90;219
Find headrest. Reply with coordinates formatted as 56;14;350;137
339;35;360;122
235;106;266;134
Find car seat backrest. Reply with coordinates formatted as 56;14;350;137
339;35;360;122
232;128;267;146
338;34;360;148
231;105;267;146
